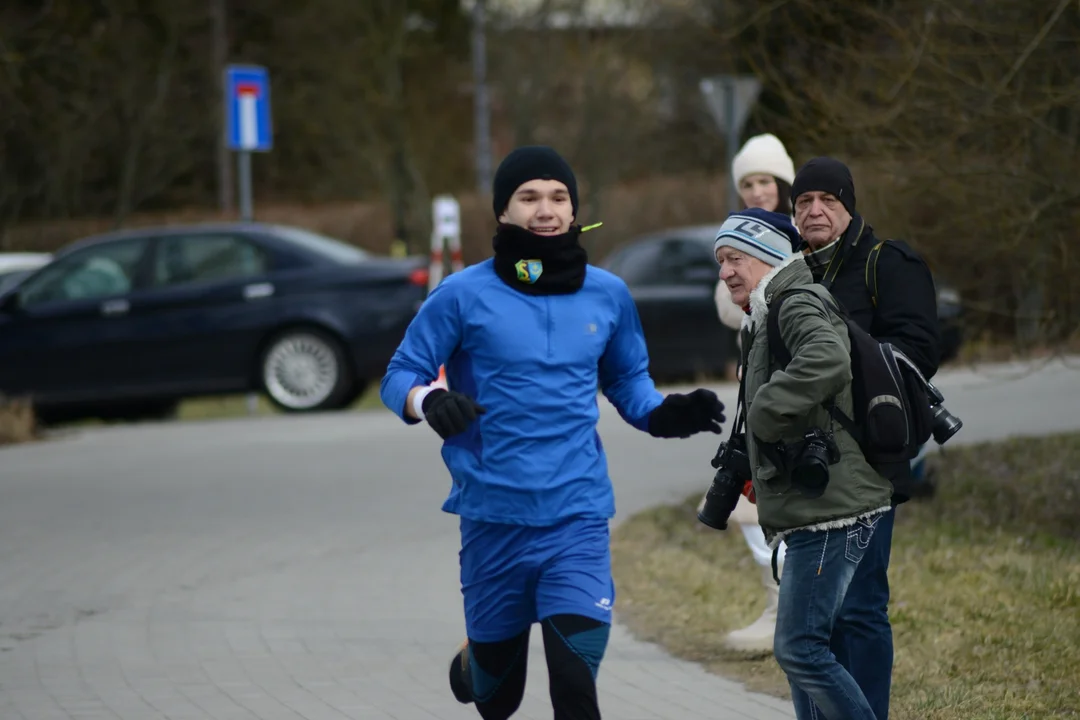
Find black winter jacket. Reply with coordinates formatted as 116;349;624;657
809;214;941;503
812;215;941;379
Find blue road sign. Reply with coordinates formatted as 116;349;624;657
225;65;273;152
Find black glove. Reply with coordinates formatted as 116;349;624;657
647;388;726;439
422;389;486;440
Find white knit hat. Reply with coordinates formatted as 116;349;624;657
731;133;796;187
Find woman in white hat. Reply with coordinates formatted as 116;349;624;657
715;133;796;328
714;132;797;655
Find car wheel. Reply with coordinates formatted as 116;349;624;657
260;328;354;412
335;381;370;409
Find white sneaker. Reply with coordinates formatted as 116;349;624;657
722;566;780;655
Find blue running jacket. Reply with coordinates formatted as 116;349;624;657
380;259;663;526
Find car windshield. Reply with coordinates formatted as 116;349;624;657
273;226;370;264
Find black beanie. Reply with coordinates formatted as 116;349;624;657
791;157;856;216
492;145;579;220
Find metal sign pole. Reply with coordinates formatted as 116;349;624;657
699;76;762;213
238;151;253;223
239;147;256;415
225;64;273;222
225;64;273;416
471;0;493;194
723;78;739;214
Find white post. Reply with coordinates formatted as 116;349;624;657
429;195;463;390
430;195;462;291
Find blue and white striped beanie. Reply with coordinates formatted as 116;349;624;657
713;207;801;267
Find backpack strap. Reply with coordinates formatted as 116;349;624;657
865;239;887;308
765;288;816;369
765;286;861;440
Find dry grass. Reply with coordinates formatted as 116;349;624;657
176;386;386;421
0;395;37;445
952;333;1080;368
611;433;1080;720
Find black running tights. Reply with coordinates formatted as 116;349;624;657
468;614;609;720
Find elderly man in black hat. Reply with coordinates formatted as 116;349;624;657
790;157;941;720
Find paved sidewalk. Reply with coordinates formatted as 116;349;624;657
3;358;1076;719
0;395;792;719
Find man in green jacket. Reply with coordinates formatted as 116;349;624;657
712;207;893;720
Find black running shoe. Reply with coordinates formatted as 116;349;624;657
448;639;473;704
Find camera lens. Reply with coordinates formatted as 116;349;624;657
792;462;830;498
698;469;744;530
791;440;832;498
931;404;963;445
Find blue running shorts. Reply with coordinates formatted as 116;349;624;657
459;515;615;643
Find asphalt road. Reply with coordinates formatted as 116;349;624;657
1;357;1077;720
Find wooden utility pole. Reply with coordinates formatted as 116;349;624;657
211;0;233;214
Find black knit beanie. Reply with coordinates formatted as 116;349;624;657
791;157;856;216
492;145;579;220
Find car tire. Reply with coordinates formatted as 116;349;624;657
259;327;355;413
335;381;369;410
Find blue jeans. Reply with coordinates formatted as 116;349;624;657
774;517;883;720
832;506;895;719
790;504;898;719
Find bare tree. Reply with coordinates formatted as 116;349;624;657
657;0;1080;347
483;0;680;251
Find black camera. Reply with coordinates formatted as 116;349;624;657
786;428;842;498
697;434;751;530
925;379;963;445
894;350;963;447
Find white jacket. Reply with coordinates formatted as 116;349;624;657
714;280;746;331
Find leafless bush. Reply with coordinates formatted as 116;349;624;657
0;395;36;446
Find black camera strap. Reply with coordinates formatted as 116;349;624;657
735;323;786;588
818;216;866;292
713;328;750;472
731;326;751;439
735;335;784;587
731;377;746;438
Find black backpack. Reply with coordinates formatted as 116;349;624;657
766;287;934;477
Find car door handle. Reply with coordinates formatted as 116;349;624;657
243;282;274;300
101;298;129;316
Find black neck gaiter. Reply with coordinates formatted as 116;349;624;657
491;223;588;295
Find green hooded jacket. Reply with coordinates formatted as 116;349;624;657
740;254;894;547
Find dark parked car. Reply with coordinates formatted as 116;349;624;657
601;224;965;383
0;252;51;295
935;284;964;366
0;223;429;422
600;227;738;383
